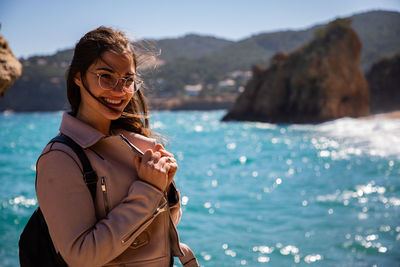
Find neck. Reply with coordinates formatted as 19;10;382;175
76;108;111;136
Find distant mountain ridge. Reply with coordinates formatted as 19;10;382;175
155;34;234;62
1;10;399;111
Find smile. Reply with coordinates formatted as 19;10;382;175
102;98;123;105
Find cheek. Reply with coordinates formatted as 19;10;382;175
123;94;134;107
126;92;134;102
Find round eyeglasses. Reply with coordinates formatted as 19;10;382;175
88;71;143;93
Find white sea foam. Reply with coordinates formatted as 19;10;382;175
254;122;277;130
290;117;400;157
313;117;400;157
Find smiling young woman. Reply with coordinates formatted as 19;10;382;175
32;27;198;267
73;50;136;134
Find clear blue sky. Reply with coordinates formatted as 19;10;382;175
1;0;399;58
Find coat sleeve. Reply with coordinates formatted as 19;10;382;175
167;182;182;226
36;149;166;267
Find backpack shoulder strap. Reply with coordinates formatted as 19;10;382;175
49;135;98;201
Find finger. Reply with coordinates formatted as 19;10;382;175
167;163;177;185
157;156;171;170
152;151;161;164
155;158;175;177
159;150;174;158
168;162;178;176
153;143;165;152
162;161;171;174
161;156;176;163
153;143;175;158
142;149;153;163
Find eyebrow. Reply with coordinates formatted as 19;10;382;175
95;67;135;76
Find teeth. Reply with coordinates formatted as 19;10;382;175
103;98;122;105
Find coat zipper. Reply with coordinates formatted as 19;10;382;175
121;200;168;244
101;177;110;214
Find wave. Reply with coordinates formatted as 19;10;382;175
291;117;400;157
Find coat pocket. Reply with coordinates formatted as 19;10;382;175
129;230;149;250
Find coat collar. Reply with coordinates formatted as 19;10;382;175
59;112;105;148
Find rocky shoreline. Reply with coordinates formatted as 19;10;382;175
222;18;370;123
0;34;22;96
148;95;236;111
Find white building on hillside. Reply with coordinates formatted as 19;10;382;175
184;84;203;96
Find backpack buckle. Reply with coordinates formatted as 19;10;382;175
83;171;98;184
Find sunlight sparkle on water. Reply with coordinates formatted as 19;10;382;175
379;225;390;232
151;121;164;129
257;256;270;263
8;196;37;208
194;125;203;132
239;156;247;164
225;249;236;257
304;254;323;263
227;143;236;150
181;196;189;205
253;246;274;254
280;245;299;255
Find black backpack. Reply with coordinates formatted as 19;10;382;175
19;135;98;267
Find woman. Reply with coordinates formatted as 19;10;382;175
36;27;197;267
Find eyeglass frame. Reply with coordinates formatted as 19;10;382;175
87;70;143;93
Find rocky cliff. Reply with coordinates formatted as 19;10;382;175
222;19;370;123
366;53;400;113
0;34;22;97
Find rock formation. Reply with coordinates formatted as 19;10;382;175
222;18;370;123
0;34;22;97
366;53;400;113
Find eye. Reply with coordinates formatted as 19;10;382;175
125;77;134;86
99;73;116;88
100;73;113;80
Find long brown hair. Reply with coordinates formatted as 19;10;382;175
66;26;154;137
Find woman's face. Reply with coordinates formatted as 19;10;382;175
75;50;135;124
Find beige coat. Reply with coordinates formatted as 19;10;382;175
36;113;185;267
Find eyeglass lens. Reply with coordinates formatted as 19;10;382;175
99;74;141;92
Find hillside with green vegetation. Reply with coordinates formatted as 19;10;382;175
155;34;234;62
1;10;399;111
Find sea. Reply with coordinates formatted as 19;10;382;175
0;110;399;267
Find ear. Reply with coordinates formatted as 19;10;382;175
73;72;83;88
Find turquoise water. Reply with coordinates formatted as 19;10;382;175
1;110;399;266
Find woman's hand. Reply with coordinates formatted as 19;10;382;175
134;144;178;191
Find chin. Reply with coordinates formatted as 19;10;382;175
104;109;124;121
99;100;128;121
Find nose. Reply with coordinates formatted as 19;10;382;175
111;78;127;93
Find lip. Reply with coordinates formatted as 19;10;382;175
101;97;125;108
